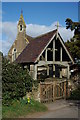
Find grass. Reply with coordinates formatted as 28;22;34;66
2;98;48;118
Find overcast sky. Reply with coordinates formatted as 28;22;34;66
1;2;78;55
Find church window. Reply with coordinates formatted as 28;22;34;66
12;48;17;62
20;25;22;31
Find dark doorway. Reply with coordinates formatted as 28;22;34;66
49;64;53;77
55;65;60;78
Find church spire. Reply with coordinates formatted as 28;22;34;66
17;10;26;33
18;10;26;27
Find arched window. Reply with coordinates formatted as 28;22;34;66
12;48;17;62
20;25;22;31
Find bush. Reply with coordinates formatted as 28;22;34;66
2;57;33;106
69;88;80;100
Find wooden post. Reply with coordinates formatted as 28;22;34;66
53;81;56;101
67;65;70;79
45;49;47;61
53;40;55;77
60;68;62;78
60;47;62;62
53;65;55;78
53;40;55;62
47;65;49;76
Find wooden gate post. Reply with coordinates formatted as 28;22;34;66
53;81;56;101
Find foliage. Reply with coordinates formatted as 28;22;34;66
68;88;80;100
65;18;80;59
2;98;47;118
68;72;80;100
65;18;80;40
2;56;33;106
0;51;3;56
65;39;80;59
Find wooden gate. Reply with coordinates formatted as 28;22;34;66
40;80;68;103
40;82;53;103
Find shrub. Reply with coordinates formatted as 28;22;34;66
69;87;80;100
2;57;33;106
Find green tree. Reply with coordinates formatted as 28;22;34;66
65;18;80;40
2;56;33;106
65;39;80;59
65;18;80;59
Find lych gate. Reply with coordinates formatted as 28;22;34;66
28;33;74;81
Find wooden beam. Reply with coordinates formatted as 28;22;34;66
53;40;55;62
37;61;69;67
58;34;74;64
47;65;49;76
67;65;70;79
45;49;47;61
35;34;56;63
60;47;62;62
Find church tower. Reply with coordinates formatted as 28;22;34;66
17;10;26;35
8;11;30;62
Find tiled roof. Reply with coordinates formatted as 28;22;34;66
16;29;57;63
25;34;33;42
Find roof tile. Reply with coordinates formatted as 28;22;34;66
16;29;57;63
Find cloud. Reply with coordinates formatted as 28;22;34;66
2;22;17;55
2;21;74;55
27;22;74;41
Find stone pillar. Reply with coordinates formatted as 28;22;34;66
30;65;34;78
45;49;47;61
34;65;37;80
53;40;55;78
30;65;37;80
60;47;62;62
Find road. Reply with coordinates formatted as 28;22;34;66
25;99;79;118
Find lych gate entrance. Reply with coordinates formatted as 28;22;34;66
40;80;68;103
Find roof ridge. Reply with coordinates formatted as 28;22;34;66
25;34;33;38
33;29;57;39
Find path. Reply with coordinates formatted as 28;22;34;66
22;99;79;118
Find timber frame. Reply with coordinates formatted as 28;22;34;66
27;32;74;80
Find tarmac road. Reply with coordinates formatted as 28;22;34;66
25;99;79;118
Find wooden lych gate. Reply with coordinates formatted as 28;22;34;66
40;80;68;103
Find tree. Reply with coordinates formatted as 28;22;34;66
65;18;80;40
2;56;33;106
65;39;80;59
65;18;80;59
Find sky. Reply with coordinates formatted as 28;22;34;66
1;2;79;55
